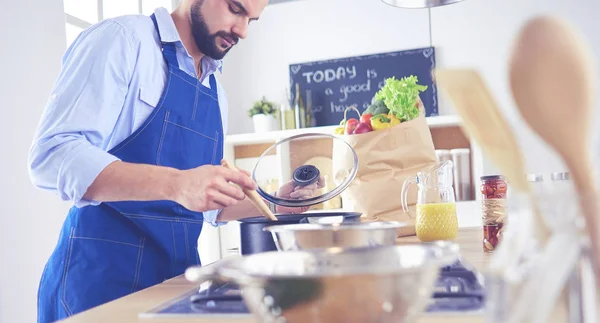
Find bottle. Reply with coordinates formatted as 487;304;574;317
280;103;296;130
294;83;306;129
305;89;316;128
452;148;472;201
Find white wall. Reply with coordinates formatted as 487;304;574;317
0;1;71;323
429;0;600;176
221;0;600;177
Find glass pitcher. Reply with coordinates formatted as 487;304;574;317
401;160;458;242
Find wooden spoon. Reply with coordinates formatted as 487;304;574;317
508;15;599;278
221;159;278;221
434;69;551;270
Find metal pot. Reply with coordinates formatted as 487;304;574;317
185;241;460;323
239;133;361;255
263;221;408;251
238;212;362;255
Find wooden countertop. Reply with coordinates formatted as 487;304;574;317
57;227;568;323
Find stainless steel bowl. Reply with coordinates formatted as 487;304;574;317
185;241;459;323
263;221;408;251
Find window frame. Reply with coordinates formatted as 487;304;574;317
65;0;180;28
64;0;180;46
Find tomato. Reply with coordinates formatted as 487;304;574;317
345;118;359;134
360;113;373;124
480;180;507;199
496;182;507;194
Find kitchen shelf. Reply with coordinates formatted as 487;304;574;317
225;114;463;145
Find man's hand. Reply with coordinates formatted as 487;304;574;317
274;176;326;214
174;165;257;212
215;175;327;222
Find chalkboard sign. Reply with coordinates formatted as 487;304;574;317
289;47;437;127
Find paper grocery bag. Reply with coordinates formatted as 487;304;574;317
332;114;438;237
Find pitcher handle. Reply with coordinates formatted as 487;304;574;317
402;176;417;213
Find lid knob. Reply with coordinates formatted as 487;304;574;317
292;165;320;187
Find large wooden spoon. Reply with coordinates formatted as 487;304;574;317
508;15;599;279
221;159;278;221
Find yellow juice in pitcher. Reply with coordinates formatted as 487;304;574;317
415;203;458;242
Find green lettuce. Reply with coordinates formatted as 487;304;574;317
374;75;428;122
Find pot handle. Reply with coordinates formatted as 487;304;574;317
185;256;241;285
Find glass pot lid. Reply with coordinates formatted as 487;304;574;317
251;133;359;208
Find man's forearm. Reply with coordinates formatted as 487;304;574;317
85;161;267;219
83;160;179;203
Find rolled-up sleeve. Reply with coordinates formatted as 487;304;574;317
202;209;224;227
27;20;138;207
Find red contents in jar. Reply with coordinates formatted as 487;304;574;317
480;176;507;199
483;223;504;252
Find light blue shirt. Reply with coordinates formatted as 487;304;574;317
27;7;228;226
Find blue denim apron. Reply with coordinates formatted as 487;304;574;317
37;14;224;323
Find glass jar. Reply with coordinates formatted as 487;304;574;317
550;172;570;181
480;175;508;252
550;172;571;197
526;173;545;199
484;188;596;323
526;173;543;184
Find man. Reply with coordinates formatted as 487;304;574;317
28;1;321;322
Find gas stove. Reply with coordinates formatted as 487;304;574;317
140;260;485;318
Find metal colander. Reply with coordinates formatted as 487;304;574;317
185;241;459;323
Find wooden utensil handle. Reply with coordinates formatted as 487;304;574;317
220;159;278;221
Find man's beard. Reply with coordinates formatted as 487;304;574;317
190;1;238;60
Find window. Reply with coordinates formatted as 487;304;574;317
65;23;85;47
64;0;177;48
102;0;140;20
64;0;99;24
